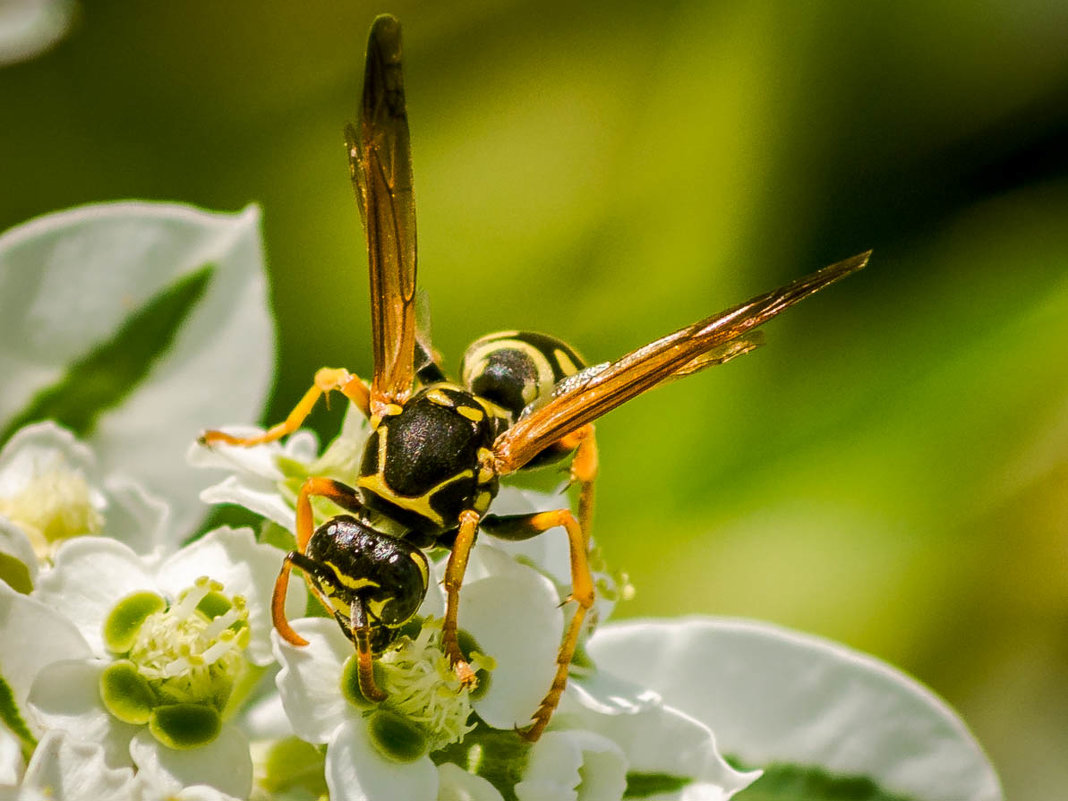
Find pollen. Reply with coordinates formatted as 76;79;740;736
371;618;493;753
0;460;103;558
123;577;251;709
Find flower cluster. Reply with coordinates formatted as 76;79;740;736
0;204;1003;801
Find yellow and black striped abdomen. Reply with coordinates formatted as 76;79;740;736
460;331;586;423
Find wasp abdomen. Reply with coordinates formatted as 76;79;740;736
460;331;586;423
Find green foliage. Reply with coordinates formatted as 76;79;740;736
732;762;911;801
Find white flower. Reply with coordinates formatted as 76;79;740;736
0;0;75;67
5;527;302;799
188;404;368;532
271;540;563;801
270;538;752;801
0;422;168;587
0;730;139;801
586;617;1005;801
0;203;274;539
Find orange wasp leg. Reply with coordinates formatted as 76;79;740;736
555;423;598;542
480;507;595;742
441;510;481;688
201;367;371;447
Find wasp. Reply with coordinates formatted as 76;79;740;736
201;14;868;742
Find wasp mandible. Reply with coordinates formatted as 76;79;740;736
201;14;868;742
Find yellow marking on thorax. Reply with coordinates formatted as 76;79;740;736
425;388;455;407
357;468;476;528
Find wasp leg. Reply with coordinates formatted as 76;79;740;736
441;509;481;688
349;596;387;702
272;551;309;646
200;367;371;446
555;424;598;542
480;508;595;742
272;478;365;646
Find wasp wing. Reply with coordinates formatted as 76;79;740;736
493;251;870;473
347;14;417;406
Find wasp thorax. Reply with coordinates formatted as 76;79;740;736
306;515;429;641
357;385;500;534
460;331;586;423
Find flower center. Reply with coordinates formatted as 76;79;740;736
342;618;494;760
0;462;102;558
127;578;251;706
100;577;252;748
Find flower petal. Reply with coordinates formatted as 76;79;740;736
514;729;626;801
100;475;170;562
17;730;139;801
272;619;352;744
0;725;22;786
557;700;756;799
0;515;38;589
436;762;506;801
0;0;74;67
32;537;156;656
589;618;1003;801
0;580;91;711
461;548;563;729
130;723;252;801
199;475;297;531
154;526;298;665
0;203;273;537
325;717;438;801
27;659;140;769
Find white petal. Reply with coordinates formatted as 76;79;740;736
0;726;23;786
130;724;252;801
483;488;573;585
436;762;505;801
235;683;293;741
187;432;287;480
0;423;98;498
18;730;138;801
0;515;38;586
557;701;756;799
0;203;273;536
199;475;296;531
0;0;74;66
589;618;1003;801
155;527;299;665
514;729;626;801
100;475;171;561
561;668;661;717
272;619;352;744
32;537;155;656
170;787;244;801
325;717;437;801
461;557;563;729
27;659;139;769
0;580;91;711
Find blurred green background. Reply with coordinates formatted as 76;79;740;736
3;1;1067;796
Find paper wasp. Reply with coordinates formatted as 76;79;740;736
201;14;868;741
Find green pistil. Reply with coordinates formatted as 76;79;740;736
98;577;251;749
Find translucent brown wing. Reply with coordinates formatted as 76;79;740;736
493;251;870;473
347;14;417;406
